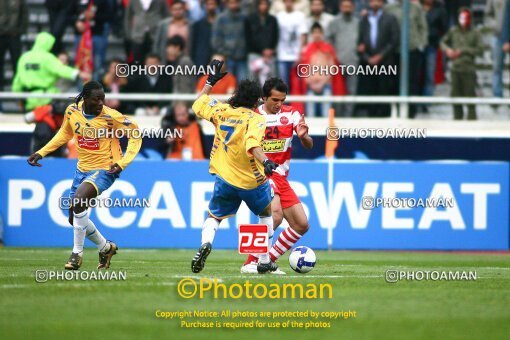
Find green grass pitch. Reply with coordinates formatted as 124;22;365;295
1;248;509;340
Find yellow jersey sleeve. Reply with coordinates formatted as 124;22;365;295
36;110;73;157
111;114;142;170
192;94;221;124
244;114;266;156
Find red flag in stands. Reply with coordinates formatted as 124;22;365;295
75;21;94;75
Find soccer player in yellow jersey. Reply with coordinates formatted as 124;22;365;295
26;81;142;270
191;60;281;274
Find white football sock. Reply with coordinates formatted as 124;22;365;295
258;216;273;264
259;253;270;264
72;210;88;253
85;219;108;252
201;217;220;245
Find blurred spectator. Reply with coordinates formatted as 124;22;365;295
102;58;128;110
12;32;90;111
276;0;308;88
55;52;79;93
327;0;359;116
165;35;196;95
485;0;507;99
45;0;73;54
24;101;68;157
74;0;115;79
191;0;218;67
386;0;428;118
124;53;172;115
422;0;447;100
104;0;119;36
246;0;279;83
124;0;169;63
161;101;206;160
307;0;334;32
324;0;340;15
302;23;336;117
212;0;248;80
154;0;191;61
445;0;472;27
354;0;369;16
0;0;27;112
440;7;483;120
186;0;206;23
196;55;237;94
241;0;256;15
270;0;310;16
250;51;274;85
355;0;399;117
108;0;123;37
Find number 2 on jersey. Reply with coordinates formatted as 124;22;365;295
220;125;235;152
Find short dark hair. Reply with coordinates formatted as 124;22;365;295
172;0;186;6
256;0;271;7
74;81;103;105
145;53;160;62
262;77;288;98
166;35;186;51
311;22;323;32
228;79;261;109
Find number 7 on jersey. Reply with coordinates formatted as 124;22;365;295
219;124;235;152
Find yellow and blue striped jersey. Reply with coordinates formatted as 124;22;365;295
37;101;142;172
192;94;266;190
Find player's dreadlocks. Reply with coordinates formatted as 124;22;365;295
228;79;261;109
74;80;103;105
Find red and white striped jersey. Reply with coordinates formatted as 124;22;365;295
257;104;304;177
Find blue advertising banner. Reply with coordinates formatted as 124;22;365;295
0;159;508;250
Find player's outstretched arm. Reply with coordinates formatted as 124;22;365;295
27;115;74;167
193;60;227;122
196;59;227;98
27;153;43;167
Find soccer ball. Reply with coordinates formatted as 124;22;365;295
288;246;316;273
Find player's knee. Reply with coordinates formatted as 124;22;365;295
295;221;309;235
207;214;221;224
72;193;88;214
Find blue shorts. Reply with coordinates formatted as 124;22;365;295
69;169;118;198
208;176;274;219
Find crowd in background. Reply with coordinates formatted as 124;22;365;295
0;0;509;128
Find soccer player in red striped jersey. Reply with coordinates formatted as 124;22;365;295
241;77;313;274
